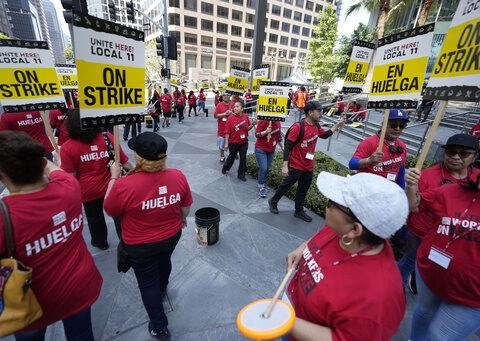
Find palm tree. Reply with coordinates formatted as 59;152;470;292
417;0;435;26
346;0;391;44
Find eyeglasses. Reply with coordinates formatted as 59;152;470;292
389;122;407;129
388;145;404;154
327;200;359;221
444;150;476;159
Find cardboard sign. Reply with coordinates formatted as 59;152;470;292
368;24;435;109
424;0;480;102
0;39;65;113
55;63;78;91
252;64;270;97
256;81;289;121
226;66;250;95
341;40;375;93
201;79;209;88
73;12;145;128
170;75;178;85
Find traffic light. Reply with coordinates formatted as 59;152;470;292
166;36;178;60
108;1;116;21
126;1;135;23
61;0;73;24
156;36;164;57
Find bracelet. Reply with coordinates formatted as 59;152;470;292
110;178;118;181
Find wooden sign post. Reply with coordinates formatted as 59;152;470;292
377;109;391;152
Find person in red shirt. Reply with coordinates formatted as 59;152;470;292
268;101;344;222
469;121;480;141
346;102;366;123
60;109;133;250
214;95;234;162
232;94;242;103
176;89;187;123
0;131;102;339
0;111;54;161
160;88;173;128
49;108;69;146
405;160;480;340
221;101;257;181
285;172;407;341
149;93;161;132
104;132;192;338
188;90;197;117
244;89;252;101
294;87;309;122
172;87;180;102
214;91;220;107
198;88;206;115
349;109;409;189
254;120;284;198
333;95;345;115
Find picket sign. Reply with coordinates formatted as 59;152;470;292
377;109;391;153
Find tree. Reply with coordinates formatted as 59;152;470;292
145;39;164;84
63;42;74;63
307;5;338;82
417;0;435;26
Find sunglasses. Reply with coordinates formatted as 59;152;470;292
388;145;404;154
389;122;407;129
444;150;476;159
327;200;359;221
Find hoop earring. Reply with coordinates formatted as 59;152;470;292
341;234;354;246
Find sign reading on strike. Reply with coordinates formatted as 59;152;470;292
424;0;480;102
73;12;145;128
201;79;209;88
342;40;375;93
368;24;435;109
55;64;78;91
226;66;250;95
252;64;270;97
256;81;289;121
0;39;65;113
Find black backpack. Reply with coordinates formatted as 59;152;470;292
284;119;320;146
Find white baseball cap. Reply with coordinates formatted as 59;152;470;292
316;172;409;239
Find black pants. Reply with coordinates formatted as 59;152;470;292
83;197;122;246
177;105;185;122
123;122;142;140
188;105;197;116
222;142;248;178
270;167;313;212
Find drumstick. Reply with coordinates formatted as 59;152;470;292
263;268;294;318
377;109;390;153
267;121;272;142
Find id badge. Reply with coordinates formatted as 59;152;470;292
306;153;314;160
273;140;277;146
428;246;452;269
240;134;246;139
222;118;227;121
387;173;396;181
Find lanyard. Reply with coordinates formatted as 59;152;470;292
444;193;479;251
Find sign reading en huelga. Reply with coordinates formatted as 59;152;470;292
341;40;375;93
55;64;78;91
368;23;435;109
424;0;480;102
226;66;250;95
0;39;65;113
252;64;270;97
170;74;178;85
257;81;289;122
72;11;145;128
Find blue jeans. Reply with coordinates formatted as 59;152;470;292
397;233;420;286
254;146;275;187
410;265;480;340
15;306;94;341
198;101;205;113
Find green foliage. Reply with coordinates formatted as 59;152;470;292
63;42;74;62
145;39;164;83
405;155;435;169
307;4;338;82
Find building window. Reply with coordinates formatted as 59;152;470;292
284;0;292;4
269;33;278;43
304;14;312;24
312;30;316;38
272;4;281;15
267;47;277;56
231;59;250;69
294;11;302;21
283;8;292;18
300;40;308;49
244;43;252;52
281;22;290;32
231;26;242;36
232;0;243;5
299;52;307;61
170;31;181;43
247;0;256;8
313;17;319;25
266;3;269;12
315;4;322;12
302;27;310;36
184;16;197;28
217;6;229;18
245;28;254;38
289;51;297;59
184;33;197;45
292;25;300;34
277;65;292;80
185;54;197;71
270;19;279;29
217;22;228;34
290;38;298;47
201;35;213;47
278;48;287;58
231;41;241;51
295;0;304;8
184;0;197;11
280;36;288;45
246;13;254;23
201;19;213;31
220;0;228;2
232;10;243;21
201;2;213;14
216;38;228;49
201;55;212;69
168;13;180;25
169;0;180;7
216;57;226;72
306;0;313;10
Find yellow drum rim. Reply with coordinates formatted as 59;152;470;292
237;299;296;340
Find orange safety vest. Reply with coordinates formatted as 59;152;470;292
296;92;306;108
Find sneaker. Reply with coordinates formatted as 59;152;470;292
268;199;279;214
408;272;417;295
220;157;225;163
221;167;227;175
294;210;312;222
148;322;170;339
259;188;266;198
162;123;165;128
238;176;247;182
91;241;109;250
263;184;270;190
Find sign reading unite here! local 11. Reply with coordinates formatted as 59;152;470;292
73;11;145;128
0;39;65;113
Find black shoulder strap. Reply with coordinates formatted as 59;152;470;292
102;132;115;162
0;199;15;258
295;119;306;145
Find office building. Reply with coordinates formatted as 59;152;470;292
43;0;66;63
5;0;42;40
30;0;52;46
88;0;143;31
0;0;13;37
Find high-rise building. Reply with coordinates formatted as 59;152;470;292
141;0;339;81
0;0;13;38
88;0;142;31
43;0;66;64
29;0;52;46
5;0;42;40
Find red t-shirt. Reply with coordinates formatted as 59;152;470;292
347;105;356;112
160;94;172;113
469;123;480;139
353;134;407;182
0;171;102;331
407;184;480;308
172;90;180;100
255;120;282;152
198;92;206;102
176;95;186;106
215;95;220;106
188;94;197;106
225;113;250;144
287;121;326;171
244;93;252;100
214;101;234;137
418;163;480;193
337;101;345;111
0;111;54;154
49;109;69;146
356;107;366;118
287;227;405;341
103;169;193;245
60;133;128;202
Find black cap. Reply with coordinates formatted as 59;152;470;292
442;134;478;151
128;132;168;160
304;100;323;114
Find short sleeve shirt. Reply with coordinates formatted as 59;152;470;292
287;121;326;171
225;113;250;144
214;101;234;137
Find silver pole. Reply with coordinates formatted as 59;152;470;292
361;110;370;138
